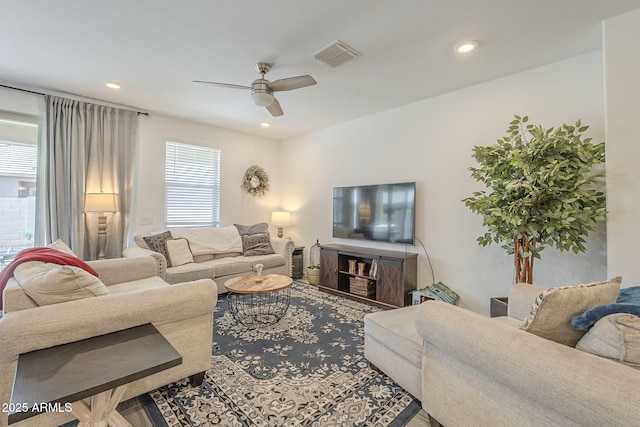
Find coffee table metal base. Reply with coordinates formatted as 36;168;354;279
227;288;291;327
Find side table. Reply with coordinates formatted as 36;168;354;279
292;246;304;279
490;297;509;317
9;323;181;425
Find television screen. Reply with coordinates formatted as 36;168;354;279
332;182;416;245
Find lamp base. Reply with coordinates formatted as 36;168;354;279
277;227;284;238
97;214;107;260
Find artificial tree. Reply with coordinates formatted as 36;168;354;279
463;115;606;284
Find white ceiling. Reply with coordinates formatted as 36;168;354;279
2;1;639;140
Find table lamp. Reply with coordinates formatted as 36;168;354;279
85;192;118;259
271;211;291;238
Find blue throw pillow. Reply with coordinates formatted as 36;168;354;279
616;285;640;304
571;285;640;331
571;304;640;330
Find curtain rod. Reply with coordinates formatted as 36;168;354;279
0;82;150;116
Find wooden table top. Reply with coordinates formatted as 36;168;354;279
9;323;182;424
224;273;293;294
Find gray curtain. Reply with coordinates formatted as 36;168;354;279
37;96;138;259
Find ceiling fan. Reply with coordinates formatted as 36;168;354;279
193;62;317;117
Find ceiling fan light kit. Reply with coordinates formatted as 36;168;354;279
193;61;316;117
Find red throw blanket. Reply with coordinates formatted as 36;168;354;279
0;247;99;309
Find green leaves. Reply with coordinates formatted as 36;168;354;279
463;115;606;260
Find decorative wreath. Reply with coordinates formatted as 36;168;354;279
243;165;270;197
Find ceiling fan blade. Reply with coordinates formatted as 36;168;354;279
268;75;316;92
192;80;251;90
266;97;284;117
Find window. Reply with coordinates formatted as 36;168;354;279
0;113;42;269
165;140;221;227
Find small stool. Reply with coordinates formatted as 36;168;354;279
364;305;422;400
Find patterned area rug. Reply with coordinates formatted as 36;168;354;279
147;281;420;426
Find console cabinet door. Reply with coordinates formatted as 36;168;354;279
377;257;404;307
320;248;338;289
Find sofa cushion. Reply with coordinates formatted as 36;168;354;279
13;261;109;306
234;253;285;270
165;263;217;284
241;233;275;256
202;258;253;277
364;305;422;368
234;222;269;236
107;276;170;294
143;230;173;266
520;277;622;347
576;313;640;367
165;238;194;267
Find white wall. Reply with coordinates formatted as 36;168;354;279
281;52;608;314
0;86;45;117
132;114;283;237
604;9;640;286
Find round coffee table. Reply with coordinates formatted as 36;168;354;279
224;273;293;327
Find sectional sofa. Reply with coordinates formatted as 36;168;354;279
366;279;640;426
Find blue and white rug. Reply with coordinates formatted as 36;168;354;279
148;281;420;426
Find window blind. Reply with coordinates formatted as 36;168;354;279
165;140;221;227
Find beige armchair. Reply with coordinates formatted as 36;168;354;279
0;255;217;427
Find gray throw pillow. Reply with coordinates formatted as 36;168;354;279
241;233;275;256
143;230;173;266
234;223;269;236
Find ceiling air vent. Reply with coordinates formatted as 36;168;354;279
312;40;362;68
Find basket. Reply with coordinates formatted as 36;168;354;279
349;277;375;297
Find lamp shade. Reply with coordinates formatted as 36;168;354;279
85;192;118;213
271;211;291;226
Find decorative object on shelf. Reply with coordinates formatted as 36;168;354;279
271;211;291;238
243;165;270;197
254;263;264;282
357;262;366;276
348;259;357;274
84;192;118;260
463;115;606;284
369;259;378;278
307;239;321;285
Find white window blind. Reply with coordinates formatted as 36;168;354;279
165;140;221;227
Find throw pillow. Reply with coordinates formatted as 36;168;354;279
165;238;194;267
617;285;640;304
234;222;269;236
13;261;109;306
48;239;77;257
571;304;640;331
576;313;640;367
143;230;173;266
241;233;275;256
519;277;622;347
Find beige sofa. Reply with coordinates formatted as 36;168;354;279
0;255;217;427
366;282;640;426
124;225;294;294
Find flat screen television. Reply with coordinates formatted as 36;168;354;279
332;182;416;245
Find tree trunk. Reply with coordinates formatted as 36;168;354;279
514;237;536;284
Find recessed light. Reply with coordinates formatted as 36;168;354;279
261;122;271;128
105;81;121;89
455;41;478;54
